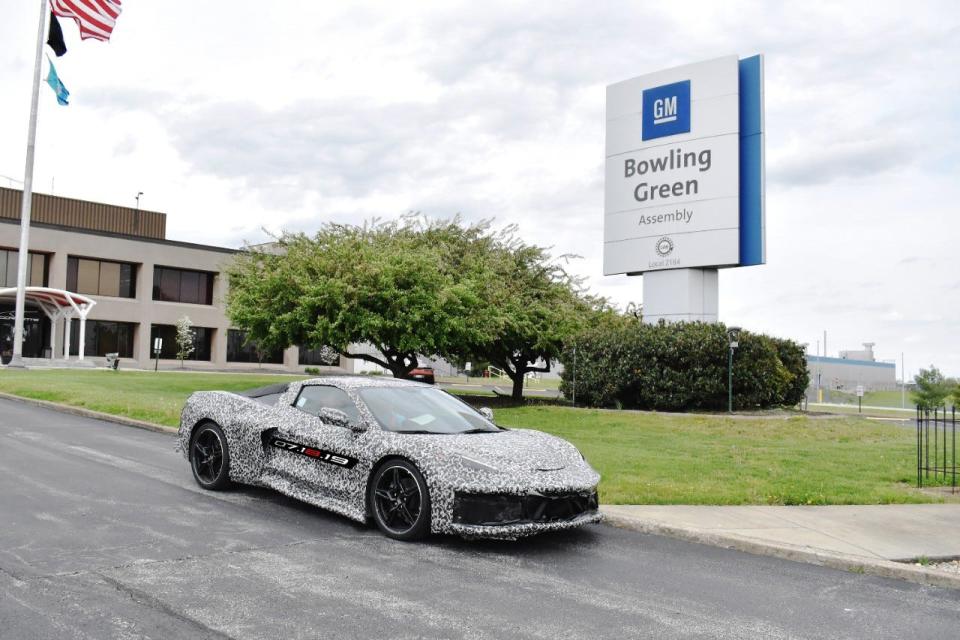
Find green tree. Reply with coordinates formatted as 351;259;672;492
437;224;597;401
225;218;490;379
912;365;952;410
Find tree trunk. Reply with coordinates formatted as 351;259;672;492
510;370;525;401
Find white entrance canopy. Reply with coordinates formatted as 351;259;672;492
0;287;96;360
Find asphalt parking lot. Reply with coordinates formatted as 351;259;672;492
1;397;958;639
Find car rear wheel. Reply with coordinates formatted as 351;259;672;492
369;459;431;540
190;422;232;490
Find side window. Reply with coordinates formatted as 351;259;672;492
293;386;361;425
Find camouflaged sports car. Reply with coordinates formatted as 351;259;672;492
178;376;602;540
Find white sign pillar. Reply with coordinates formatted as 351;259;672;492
643;268;718;323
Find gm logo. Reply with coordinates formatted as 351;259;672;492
642;80;691;141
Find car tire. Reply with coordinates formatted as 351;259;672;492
369;459;431;541
189;422;232;490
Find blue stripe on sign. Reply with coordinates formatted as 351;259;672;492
738;55;764;266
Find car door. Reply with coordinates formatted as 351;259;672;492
270;384;368;503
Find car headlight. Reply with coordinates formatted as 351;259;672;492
459;455;502;474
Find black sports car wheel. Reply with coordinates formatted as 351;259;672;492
369;460;431;540
190;422;232;490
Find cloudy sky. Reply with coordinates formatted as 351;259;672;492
2;1;958;378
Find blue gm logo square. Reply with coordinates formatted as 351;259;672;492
642;80;691;141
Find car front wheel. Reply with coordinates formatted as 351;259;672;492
369;459;431;540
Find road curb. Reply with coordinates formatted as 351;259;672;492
601;508;960;591
0;391;177;435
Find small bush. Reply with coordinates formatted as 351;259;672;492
304;367;321;375
559;319;808;411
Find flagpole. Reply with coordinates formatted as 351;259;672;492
10;0;49;367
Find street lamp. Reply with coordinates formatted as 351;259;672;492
727;326;741;413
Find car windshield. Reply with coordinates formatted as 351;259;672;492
357;386;499;434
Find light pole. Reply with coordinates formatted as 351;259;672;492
727;326;741;413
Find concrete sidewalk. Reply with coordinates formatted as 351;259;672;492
602;504;960;589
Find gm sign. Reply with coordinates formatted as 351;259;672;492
642;80;691;141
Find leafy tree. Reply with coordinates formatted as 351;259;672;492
227;214;595;394
912;365;952;410
225;218;490;379
430;222;598;401
175;315;194;368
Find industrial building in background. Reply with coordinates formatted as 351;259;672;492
806;342;897;395
0;187;348;372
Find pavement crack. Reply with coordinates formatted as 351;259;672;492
97;572;238;640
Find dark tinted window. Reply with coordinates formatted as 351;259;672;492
298;345;340;366
179;270;199;304
153;267;214;305
294;386;361;424
149;324;213;361
227;329;284;364
66;256;137;298
1;250;48;288
68;320;135;357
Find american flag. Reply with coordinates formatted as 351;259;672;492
51;0;123;43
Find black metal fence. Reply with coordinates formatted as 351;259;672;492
917;406;957;492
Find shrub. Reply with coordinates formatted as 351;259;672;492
559;319;808;411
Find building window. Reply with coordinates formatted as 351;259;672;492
298;345;340;366
0;249;47;288
149;324;213;361
152;267;214;305
226;329;284;364
66;257;136;298
68;320;135;358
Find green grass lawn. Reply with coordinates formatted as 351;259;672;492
0;369;928;506
496;406;927;506
0;369;306;427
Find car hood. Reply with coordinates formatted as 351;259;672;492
448;429;574;469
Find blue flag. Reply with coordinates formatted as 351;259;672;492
45;58;70;106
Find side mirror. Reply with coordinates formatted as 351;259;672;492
317;407;363;432
479;407;494;421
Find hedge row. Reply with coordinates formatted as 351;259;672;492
557;319;808;411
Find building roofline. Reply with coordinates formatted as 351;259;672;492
0;217;239;255
805;355;895;369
